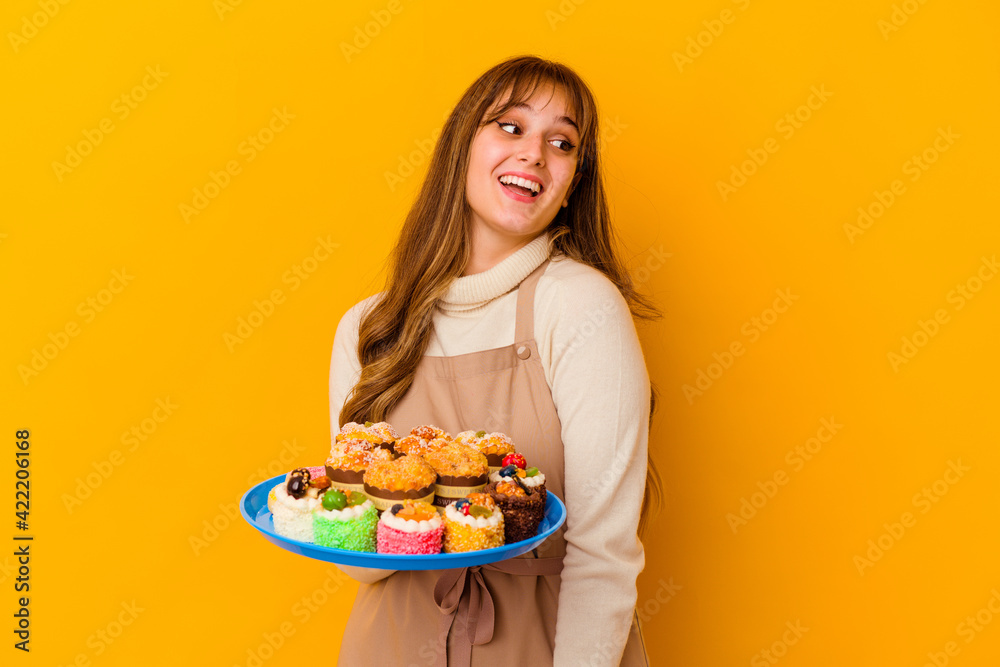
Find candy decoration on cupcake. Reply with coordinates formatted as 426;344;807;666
490;454;547;505
442;492;505;553
271;468;325;543
313;488;378;552
376;500;444;555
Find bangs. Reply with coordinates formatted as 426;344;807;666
480;67;591;141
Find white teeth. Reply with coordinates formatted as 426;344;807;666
499;174;541;193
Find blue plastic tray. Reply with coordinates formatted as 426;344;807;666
240;474;566;569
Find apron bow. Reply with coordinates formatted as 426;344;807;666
433;557;564;667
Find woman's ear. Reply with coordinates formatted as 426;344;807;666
562;172;584;208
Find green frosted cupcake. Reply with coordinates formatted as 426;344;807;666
312;489;377;552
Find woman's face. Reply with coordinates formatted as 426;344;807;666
465;83;582;247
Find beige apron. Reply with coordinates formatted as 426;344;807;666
338;260;649;666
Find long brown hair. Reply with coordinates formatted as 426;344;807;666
340;55;663;537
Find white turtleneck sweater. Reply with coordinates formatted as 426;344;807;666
328;233;650;667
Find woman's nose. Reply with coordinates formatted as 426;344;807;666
516;133;545;166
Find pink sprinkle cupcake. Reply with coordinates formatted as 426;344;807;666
376;500;443;555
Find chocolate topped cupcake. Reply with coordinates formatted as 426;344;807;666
486;454;546;543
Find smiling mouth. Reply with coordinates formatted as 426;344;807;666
498;177;541;198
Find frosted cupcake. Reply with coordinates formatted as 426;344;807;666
488;453;547;505
486;471;545;544
336;421;399;452
454;430;516;472
313;488;378;552
326;438;395;496
376;500;444;555
423;443;490;508
363;455;437;512
270;468;328;543
443;493;505;553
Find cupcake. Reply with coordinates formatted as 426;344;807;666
422;443;490;508
488;453;547;505
394;425;452;457
326;438;395;495
363;455;437;512
336;421;399;452
442;493;505;553
271;468;329;542
376;500;444;555
454;430;516;471
485;462;546;544
313;488;378;552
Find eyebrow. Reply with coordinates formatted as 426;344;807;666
508;101;579;132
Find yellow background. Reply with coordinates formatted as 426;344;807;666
3;0;999;665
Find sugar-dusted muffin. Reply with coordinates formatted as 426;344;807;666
423;443;490;508
326;438;395;495
393;425;452;457
376;500;444;555
488;453;547;506
271;468;330;543
313;488;378;552
454;430;516;471
336;421;399;451
395;436;451;458
442;493;505;553
363;455;437;512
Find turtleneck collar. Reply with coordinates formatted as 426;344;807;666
439;233;552;312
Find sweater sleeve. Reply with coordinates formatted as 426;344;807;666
546;269;650;666
328;294;397;585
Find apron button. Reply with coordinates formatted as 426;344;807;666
517;345;531;359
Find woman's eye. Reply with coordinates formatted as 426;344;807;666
551;139;575;152
496;120;519;134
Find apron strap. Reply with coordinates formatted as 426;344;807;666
514;259;550;344
433;556;564;667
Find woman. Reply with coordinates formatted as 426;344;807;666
329;54;660;666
